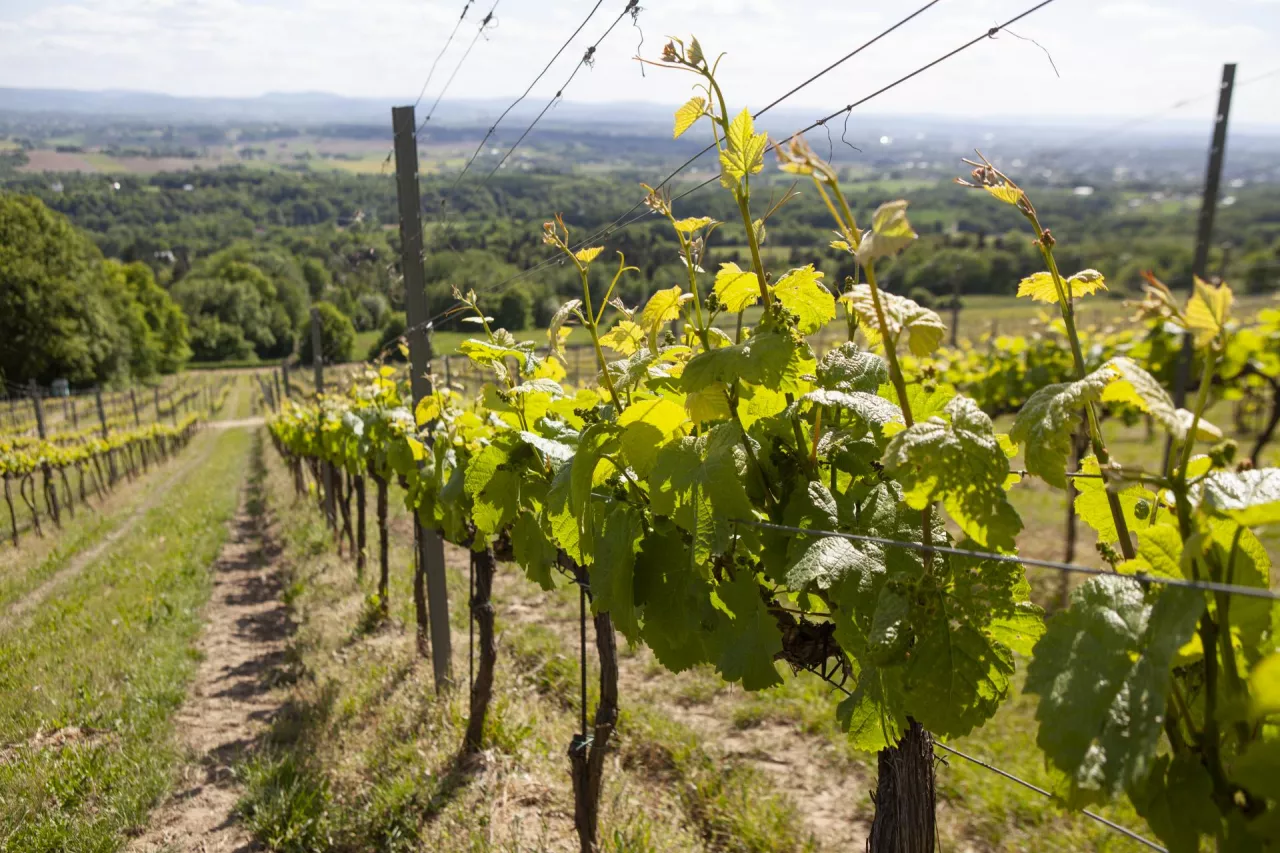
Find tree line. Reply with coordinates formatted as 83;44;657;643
2;164;1277;388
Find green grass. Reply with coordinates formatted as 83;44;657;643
0;425;252;852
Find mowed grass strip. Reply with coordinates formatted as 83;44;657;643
0;425;253;853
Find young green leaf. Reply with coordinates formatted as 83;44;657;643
673;95;706;138
1026;577;1205;805
854;200;917;263
719;108;768;189
713;262;761;313
1194;468;1280;527
843;286;945;357
1016;269;1107;304
882;395;1022;551
772;265;835;334
599;319;646;356
710;571;784;690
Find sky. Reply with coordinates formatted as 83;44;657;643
0;0;1278;126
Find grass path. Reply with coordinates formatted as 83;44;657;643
0;399;253;851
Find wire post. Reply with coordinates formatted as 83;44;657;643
1167;62;1236;468
311;307;338;533
393;104;454;694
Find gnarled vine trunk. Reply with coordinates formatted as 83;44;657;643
868;719;936;853
374;471;389;614
462;544;497;754
566;557;620;853
354;474;367;579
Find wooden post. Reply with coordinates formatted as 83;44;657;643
30;381;46;440
130;389;142;427
1168;63;1235;467
96;387;117;484
281;363;291;399
154;386;161;420
312;307;337;532
949;267;961;347
393;103;453;692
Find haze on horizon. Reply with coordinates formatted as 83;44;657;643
1;0;1278;127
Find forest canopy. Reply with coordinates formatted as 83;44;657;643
0;193;190;390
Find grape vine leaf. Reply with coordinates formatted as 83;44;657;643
1026;576;1205;805
1194;468;1280;527
591;503;644;641
575;246;604;264
844;286;945;357
802;389;900;436
1073;456;1158;545
719;108;768;189
984;184;1024;205
1016;269;1107;304
904;608;1015;738
1011;368;1113;488
569;422;620;515
710;571;784;690
635;522;714;672
772;265;835;335
1184;277;1232;349
855;200;917;264
714;262;761;313
641;286;686;347
463;440;521;537
673;96;706;138
816;344;888;393
1130;753;1222;853
511;509;558;590
882;396;1022;551
1249;652;1280;720
617;396;688;477
648;423;752;564
600;319;646;356
1099;357;1222;442
782;481;880;591
673;215;716;233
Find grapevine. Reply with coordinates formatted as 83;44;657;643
266;37;1280;852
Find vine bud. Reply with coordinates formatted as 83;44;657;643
1209;439;1238;469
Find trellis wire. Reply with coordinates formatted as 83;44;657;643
420;0;1061;327
482;0;640;182
734;518;1280;602
448;0;610;193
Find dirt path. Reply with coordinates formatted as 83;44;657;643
6;430;223;622
211;417;266;430
128;447;292;853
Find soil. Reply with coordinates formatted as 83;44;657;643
127;469;292;853
486;547;873;851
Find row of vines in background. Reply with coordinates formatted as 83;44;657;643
1;380;231;546
268;38;1280;853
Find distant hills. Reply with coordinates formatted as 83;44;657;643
2;87;1278;150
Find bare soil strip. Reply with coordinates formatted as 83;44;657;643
128;451;292;853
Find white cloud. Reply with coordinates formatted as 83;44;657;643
0;0;1275;125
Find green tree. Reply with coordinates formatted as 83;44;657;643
299;301;356;366
172;259;295;361
0;193;126;386
103;260;191;375
368;313;407;362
